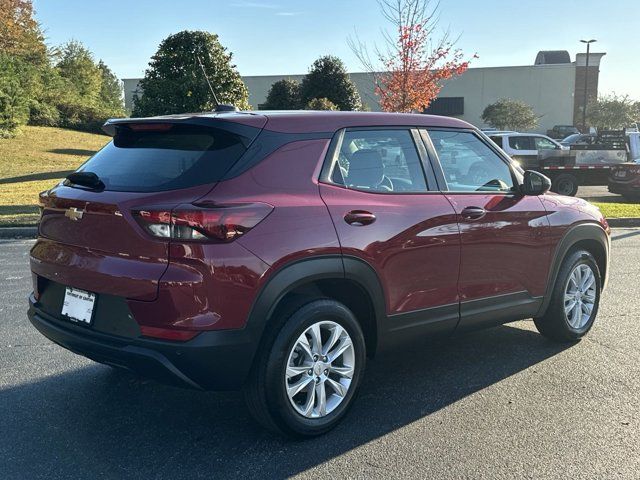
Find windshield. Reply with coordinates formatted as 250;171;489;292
561;133;580;144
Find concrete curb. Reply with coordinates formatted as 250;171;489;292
607;218;640;228
0;227;38;239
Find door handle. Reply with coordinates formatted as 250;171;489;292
461;206;486;220
344;210;376;226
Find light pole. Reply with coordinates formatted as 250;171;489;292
580;39;597;131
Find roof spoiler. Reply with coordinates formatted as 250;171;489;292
102;117;194;136
101;115;266;148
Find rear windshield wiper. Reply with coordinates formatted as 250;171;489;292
65;171;105;191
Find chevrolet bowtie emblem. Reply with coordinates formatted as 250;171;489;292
65;207;84;221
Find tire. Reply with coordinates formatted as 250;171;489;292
244;298;366;437
551;173;579;197
534;249;601;342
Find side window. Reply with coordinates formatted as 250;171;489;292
489;136;503;148
331;129;428;193
427;130;515;193
508;136;534;151
534;137;558;150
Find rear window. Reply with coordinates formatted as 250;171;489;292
77;124;248;192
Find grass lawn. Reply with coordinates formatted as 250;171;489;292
594;201;640;219
0;126;109;226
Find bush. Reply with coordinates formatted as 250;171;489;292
28;99;60;126
481;98;538;131
263;79;300;109
305;97;338;111
56;101;119;133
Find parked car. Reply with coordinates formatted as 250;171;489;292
547;125;580;140
488;132;567;169
560;133;596;146
489;131;629;197
609;160;640;199
28;110;610;437
480;129;516;135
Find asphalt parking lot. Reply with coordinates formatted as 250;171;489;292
1;231;639;479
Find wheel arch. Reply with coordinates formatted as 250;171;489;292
244;255;387;373
537;222;610;317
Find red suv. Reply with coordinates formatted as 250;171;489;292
28;111;610;437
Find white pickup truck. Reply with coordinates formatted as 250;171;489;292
488;131;630;196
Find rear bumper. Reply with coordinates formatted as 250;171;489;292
28;294;258;390
608;179;640;195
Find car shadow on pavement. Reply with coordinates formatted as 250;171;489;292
0;323;571;479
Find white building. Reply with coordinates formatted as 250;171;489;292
122;50;605;133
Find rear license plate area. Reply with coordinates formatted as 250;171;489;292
61;287;96;325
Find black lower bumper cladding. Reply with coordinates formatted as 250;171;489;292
27;295;257;391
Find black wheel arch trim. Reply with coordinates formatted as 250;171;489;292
244;254;388;361
536;222;610;317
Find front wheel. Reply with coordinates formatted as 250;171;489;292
534;250;601;342
244;299;366;437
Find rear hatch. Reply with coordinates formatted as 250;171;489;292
31;116;265;301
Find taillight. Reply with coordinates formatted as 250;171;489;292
133;203;273;242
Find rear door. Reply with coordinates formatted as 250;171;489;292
31;121;258;301
319;128;461;336
423;128;552;331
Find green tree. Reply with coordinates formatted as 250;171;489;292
0;0;48;134
98;60;124;112
51;41;124;131
56;40;102;103
587;94;640;130
305;97;338;111
0;54;30;136
481;98;538;131
132;30;250;117
299;56;361;111
263;78;300;109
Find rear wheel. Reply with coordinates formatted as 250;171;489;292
551;173;579;196
244;298;366;437
534;250;601;342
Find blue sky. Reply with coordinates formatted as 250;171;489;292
33;0;639;99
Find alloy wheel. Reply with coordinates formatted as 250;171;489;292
564;264;597;329
285;321;355;419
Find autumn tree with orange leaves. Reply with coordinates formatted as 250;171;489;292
0;0;46;63
349;0;476;113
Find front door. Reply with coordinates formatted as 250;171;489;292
424;129;553;331
319;128;461;337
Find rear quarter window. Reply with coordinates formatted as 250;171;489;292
77;124;249;192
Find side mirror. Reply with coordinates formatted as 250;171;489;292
520;170;551;196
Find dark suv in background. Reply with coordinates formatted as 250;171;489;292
28;110;610;437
